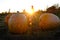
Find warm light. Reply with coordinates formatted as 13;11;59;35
25;6;35;15
0;0;59;13
26;9;34;15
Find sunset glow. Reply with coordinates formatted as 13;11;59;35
0;0;59;13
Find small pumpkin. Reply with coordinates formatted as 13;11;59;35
5;13;12;26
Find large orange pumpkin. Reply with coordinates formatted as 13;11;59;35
5;13;12;26
39;13;60;30
8;13;28;33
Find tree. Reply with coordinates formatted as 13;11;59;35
54;7;60;18
46;6;57;13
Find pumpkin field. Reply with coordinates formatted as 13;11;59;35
0;2;60;40
0;12;60;40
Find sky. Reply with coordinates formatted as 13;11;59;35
0;0;60;13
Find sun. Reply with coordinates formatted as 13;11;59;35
26;9;34;15
25;6;35;15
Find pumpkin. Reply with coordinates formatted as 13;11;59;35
39;13;60;30
5;13;12;26
8;13;28;33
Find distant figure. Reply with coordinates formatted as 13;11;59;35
8;9;10;13
31;5;34;13
31;5;34;9
17;11;19;13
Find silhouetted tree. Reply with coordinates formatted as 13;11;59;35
46;6;57;13
46;4;60;18
54;7;60;18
